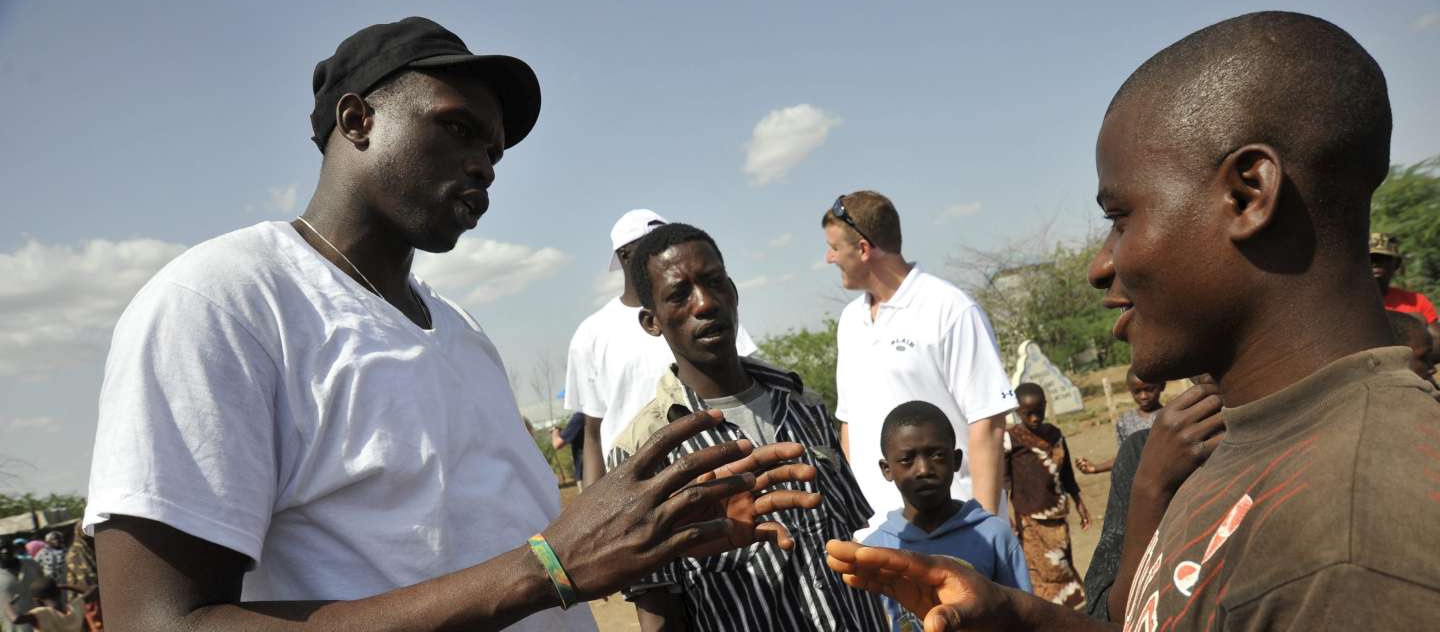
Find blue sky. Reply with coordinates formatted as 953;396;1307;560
2;1;1438;494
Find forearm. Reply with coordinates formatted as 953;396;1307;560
1001;585;1119;631
125;546;561;632
967;414;1007;514
1106;481;1173;621
582;416;605;486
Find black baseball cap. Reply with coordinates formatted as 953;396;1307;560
310;16;541;153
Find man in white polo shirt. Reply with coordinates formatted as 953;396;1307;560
564;210;757;484
821;190;1016;538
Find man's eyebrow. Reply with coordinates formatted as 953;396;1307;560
436;104;503;141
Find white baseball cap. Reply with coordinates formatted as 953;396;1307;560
609;209;669;271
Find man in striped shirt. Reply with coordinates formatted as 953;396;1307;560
607;223;887;631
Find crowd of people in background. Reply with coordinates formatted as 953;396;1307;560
43;7;1437;632
2;523;101;632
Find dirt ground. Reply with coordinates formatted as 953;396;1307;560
565;365;1178;630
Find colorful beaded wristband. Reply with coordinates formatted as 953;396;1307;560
527;533;580;609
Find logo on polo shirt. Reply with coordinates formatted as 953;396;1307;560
890;337;916;351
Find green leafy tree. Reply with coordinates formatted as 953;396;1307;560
756;319;840;413
1371;156;1440;297
952;231;1129;372
0;493;86;521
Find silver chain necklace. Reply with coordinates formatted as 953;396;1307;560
296;217;431;328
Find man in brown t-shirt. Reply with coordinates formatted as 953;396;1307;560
824;11;1440;631
1120;348;1438;630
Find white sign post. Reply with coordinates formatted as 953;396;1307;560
1011;340;1084;416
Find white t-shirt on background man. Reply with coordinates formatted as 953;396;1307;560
564;297;756;454
835;265;1016;538
84;222;595;631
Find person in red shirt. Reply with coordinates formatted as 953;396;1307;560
1371;232;1439;323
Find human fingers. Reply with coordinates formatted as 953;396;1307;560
654;517;735;561
653;473;755;532
753;521;793;550
710;442;808;479
826;539;862;565
853;545;947;586
1197;432;1225;459
651;437;758;498
1173;393;1223;423
1168;382;1221;411
925;605;970;632
752;463;817;490
750;490;822;515
629;409;728;478
1180;413;1226;460
1192;411;1227;440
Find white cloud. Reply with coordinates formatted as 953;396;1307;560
269;184;298;213
935;201;983;224
811;259;830;271
0;417;60;433
768;233;794;249
414;237;570;306
736;275;771;290
592;270;625;306
1413;11;1440;31
743;104;841;185
736;271;801;292
0;237;187;376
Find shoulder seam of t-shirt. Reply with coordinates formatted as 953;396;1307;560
1348;383;1371;565
159;277;282;367
1225;561;1440;613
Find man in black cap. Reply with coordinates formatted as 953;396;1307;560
84;17;822;631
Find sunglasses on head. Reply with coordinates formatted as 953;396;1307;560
830;196;875;246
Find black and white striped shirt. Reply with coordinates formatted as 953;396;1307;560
607;358;888;632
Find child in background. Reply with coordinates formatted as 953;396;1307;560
1005;382;1089;609
1078;367;1164;474
862;400;1030;632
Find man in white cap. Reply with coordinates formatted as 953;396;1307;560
564;210;758;485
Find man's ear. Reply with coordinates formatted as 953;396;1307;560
953;449;965;468
878;458;893;482
857;239;873;263
1221;144;1283;243
334;93;374;150
638;307;662;337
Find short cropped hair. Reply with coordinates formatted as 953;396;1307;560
1014;382;1046;401
820;190;903;254
1109;12;1391;251
1387;310;1429;346
627;223;724;309
880;400;955;454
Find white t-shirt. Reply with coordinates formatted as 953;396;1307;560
834;265;1016;537
563;297;756;453
84;222;594;631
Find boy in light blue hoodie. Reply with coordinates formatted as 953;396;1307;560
861;400;1031;631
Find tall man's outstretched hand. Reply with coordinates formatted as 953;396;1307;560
542;409;821;599
826;541;1015;632
826;541;1115;632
